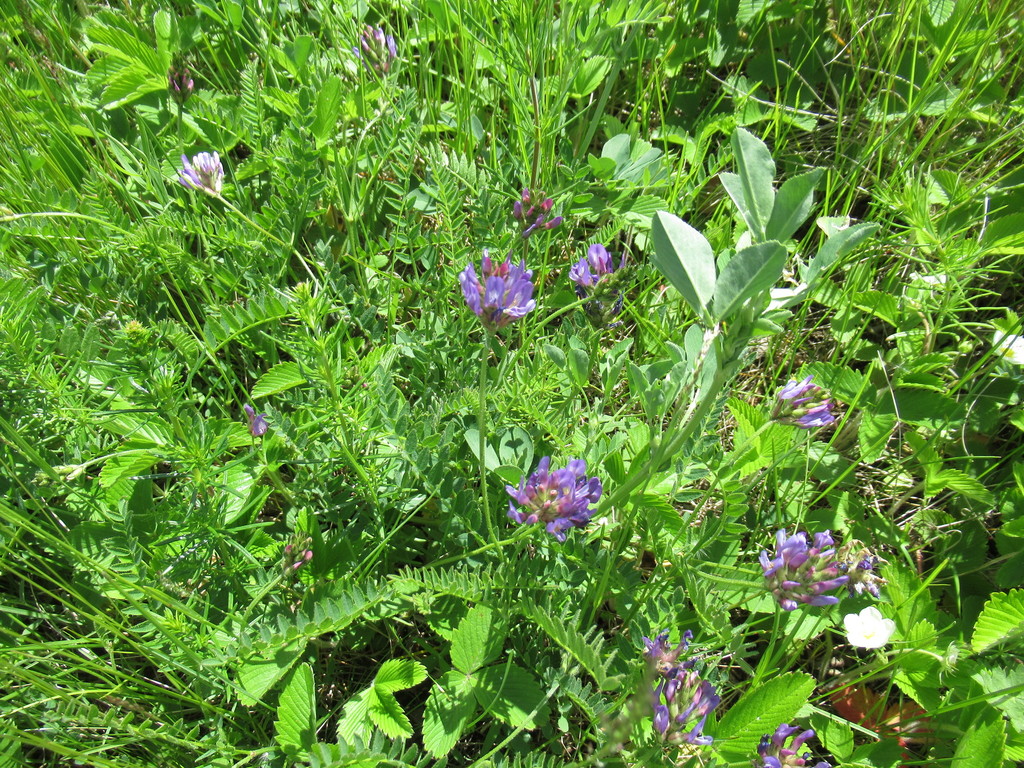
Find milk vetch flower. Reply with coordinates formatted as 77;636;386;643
178;152;224;195
642;630;718;746
512;188;562;238
354;25;397;74
844;606;896;649
756;724;831;768
244;404;268;438
761;529;849;611
506;457;602;541
772;375;836;429
459;250;536;331
569;243;627;327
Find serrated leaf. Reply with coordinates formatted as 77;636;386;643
451;604;503;674
252;362;307;399
374;659;427;694
971;667;1024;731
336;687;373;743
367;689;412;739
650;212;716;320
932;469;993;504
765;168;823;242
858;413;896;463
99;448;160;488
972;589;1024;653
236;637;305;706
712;240;787;320
422;671;476;757
952;710;1006;768
276;663;315;751
715;672;815;759
473;664;546;729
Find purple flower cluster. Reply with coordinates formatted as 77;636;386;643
243;404;268;438
512;188;562;238
354;25;397;74
569;243;626;326
178;152;224;195
168;67;193;104
760;529;849;611
756;724;831;768
772;375;835;429
840;551;886;599
643;630;719;746
506;457;602;541
459;251;536;330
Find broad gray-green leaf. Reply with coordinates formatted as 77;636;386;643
715;672;815;760
802;221;879;284
972;588;1024;653
650;212;716;320
728;127;777;238
252;361;307;398
765;168;823;242
712;240;787;320
276;663;315;751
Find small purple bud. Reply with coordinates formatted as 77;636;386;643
243;404;268;437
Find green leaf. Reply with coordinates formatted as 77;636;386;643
422;671;476;757
473;663;546;729
932;469;993;504
952;710;1006;768
650;212;716;320
803;221;879;284
374;659;427;694
236;637;306;706
367;688;413;739
726;127;777;238
336;687;373;743
276;663;315;752
858;413;897;463
712;240;787;320
715;672;815;760
451;604;504;674
313;75;342;146
570;55;611;98
765;168;823;242
99;448;160;489
971;666;1024;731
972;589;1024;653
252;362;307;398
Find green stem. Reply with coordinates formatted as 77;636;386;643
478;334;499;554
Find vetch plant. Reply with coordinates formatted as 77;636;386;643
459;250;536;331
511;188;562;238
354;25;397;74
506;457;602;541
772;375;836;429
756;724;831;768
569;243;627;327
843;606;896;649
243;404;268;437
642;630;718;746
760;529;849;610
178;152;224;195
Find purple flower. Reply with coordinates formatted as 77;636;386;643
244;404;268;438
569;244;627;326
353;25;397;74
178;152;224;195
756;723;831;768
772;375;836;429
644;630;719;746
506;457;602;541
459;250;537;330
836;543;887;599
760;529;850;611
512;188;562;238
168;67;193;104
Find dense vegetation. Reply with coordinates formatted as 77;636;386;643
1;1;1023;766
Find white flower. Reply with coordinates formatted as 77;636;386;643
908;272;948;287
844;606;896;649
994;333;1024;366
